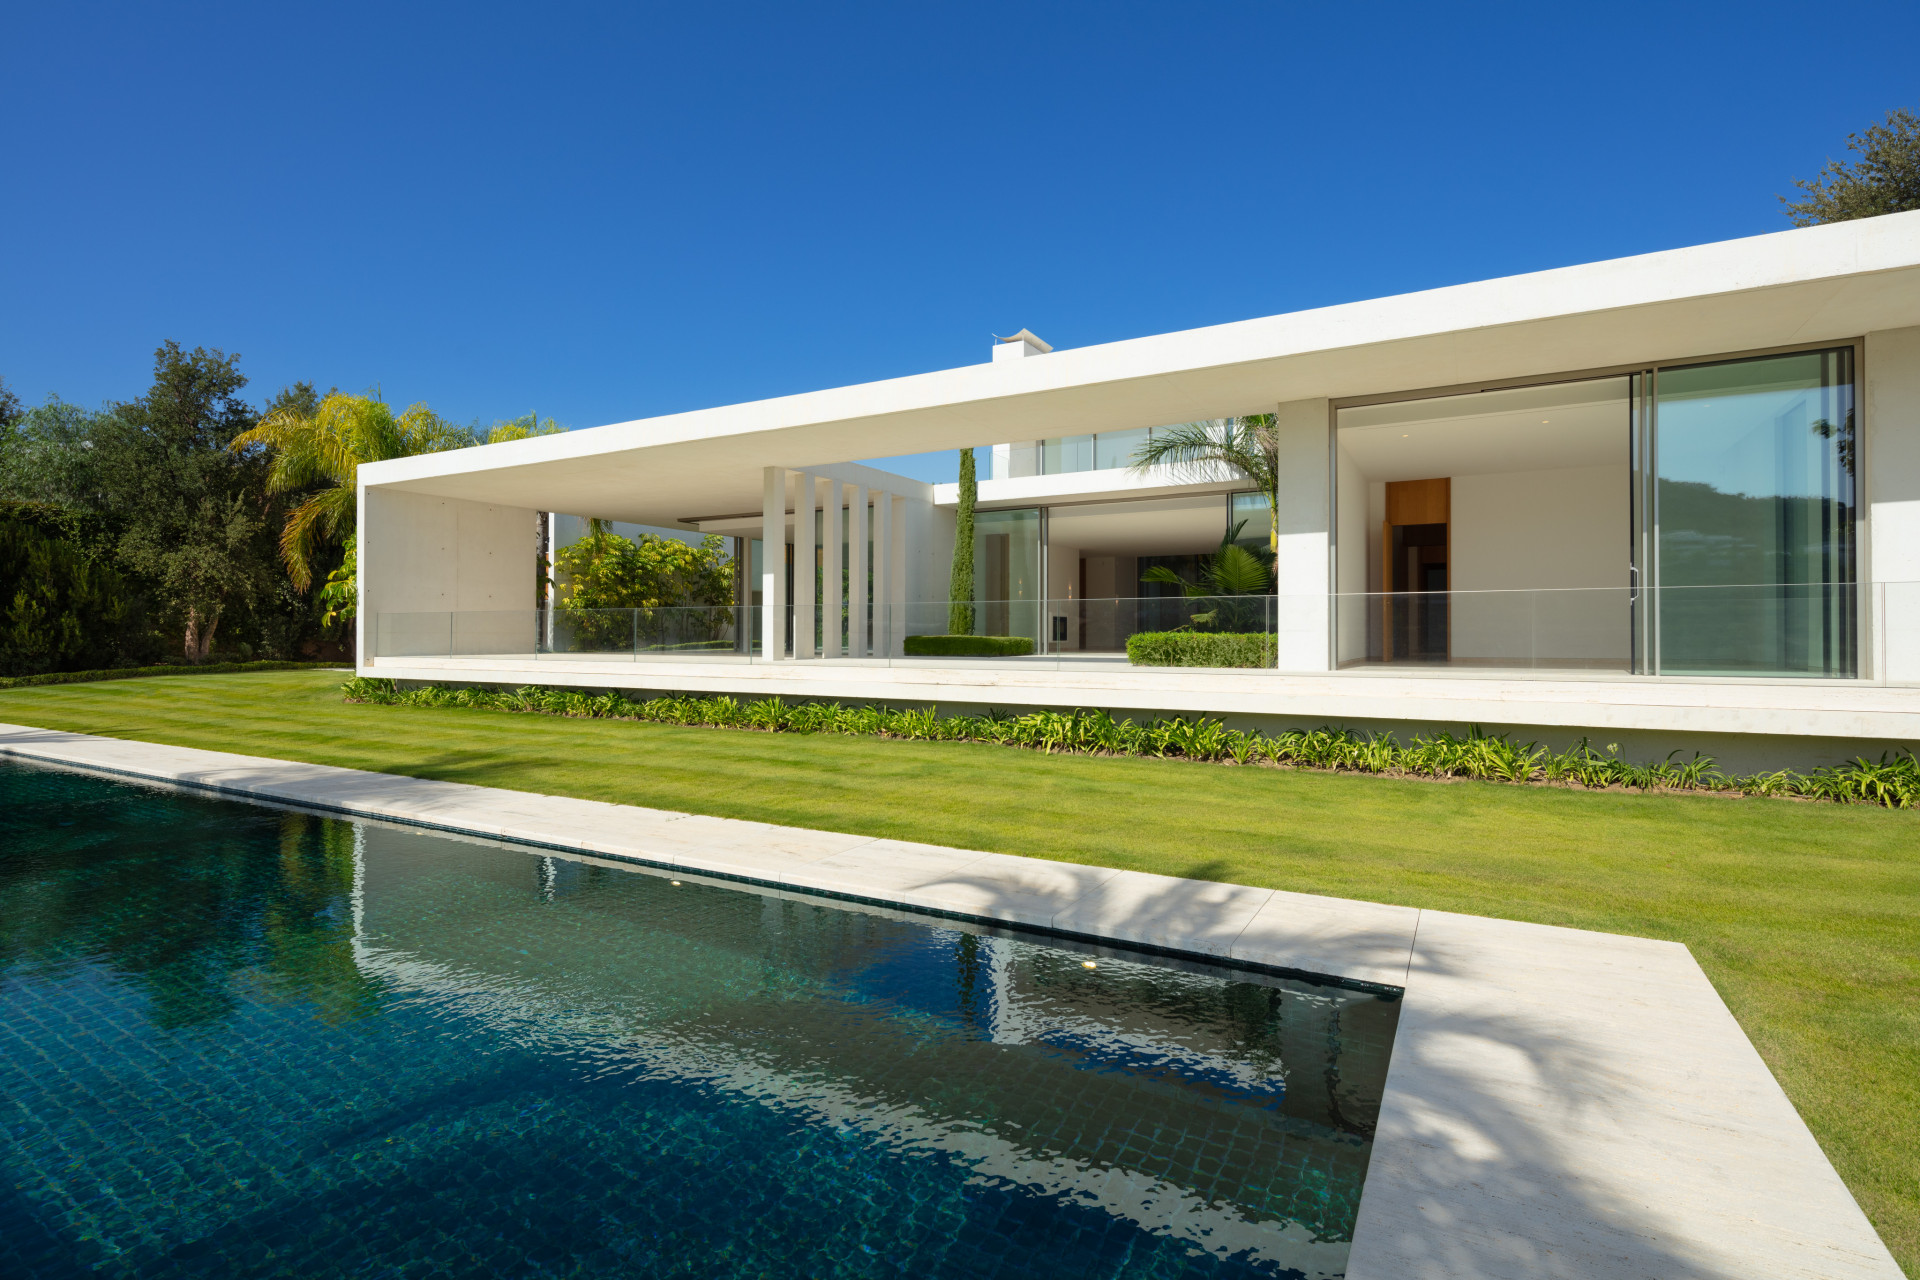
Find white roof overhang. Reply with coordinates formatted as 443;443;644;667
360;211;1920;528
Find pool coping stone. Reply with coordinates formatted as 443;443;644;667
0;722;1900;1280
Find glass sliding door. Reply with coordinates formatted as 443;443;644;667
1650;347;1856;676
973;507;1042;643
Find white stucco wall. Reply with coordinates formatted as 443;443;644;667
1272;398;1331;671
1867;325;1920;682
360;488;538;666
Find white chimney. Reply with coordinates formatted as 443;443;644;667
992;328;1053;362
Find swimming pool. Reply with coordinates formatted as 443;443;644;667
0;760;1399;1279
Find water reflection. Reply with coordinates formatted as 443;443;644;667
1;762;1399;1279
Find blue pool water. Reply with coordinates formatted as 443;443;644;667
0;761;1400;1279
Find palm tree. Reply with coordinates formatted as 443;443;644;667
228;392;473;591
1140;520;1272;630
1129;415;1279;552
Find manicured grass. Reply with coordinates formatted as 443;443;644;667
3;669;1916;1273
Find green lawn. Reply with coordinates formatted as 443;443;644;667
3;668;1916;1272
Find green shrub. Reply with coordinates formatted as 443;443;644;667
1126;631;1275;668
0;516;137;676
903;634;1034;657
340;678;1920;808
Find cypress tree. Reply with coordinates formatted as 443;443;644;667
947;448;975;635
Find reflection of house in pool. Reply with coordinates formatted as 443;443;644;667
359;212;1920;767
347;825;1402;1275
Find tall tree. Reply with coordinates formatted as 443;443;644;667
92;342;278;662
948;448;976;634
0;376;21;433
1782;107;1920;225
229;390;474;593
481;413;566;444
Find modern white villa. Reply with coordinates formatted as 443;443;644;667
357;211;1920;768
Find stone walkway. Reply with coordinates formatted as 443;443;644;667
0;722;1899;1280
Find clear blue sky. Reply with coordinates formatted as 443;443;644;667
4;1;1917;483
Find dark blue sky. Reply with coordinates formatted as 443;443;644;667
5;1;1916;481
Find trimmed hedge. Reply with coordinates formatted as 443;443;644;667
903;634;1035;657
340;677;1920;806
0;660;341;690
1127;631;1275;668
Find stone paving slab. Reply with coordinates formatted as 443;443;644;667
0;722;1900;1280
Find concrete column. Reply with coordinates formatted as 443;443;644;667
1866;326;1920;681
760;467;785;659
871;489;891;657
849;484;870;657
1272;397;1333;672
889;494;907;656
793;470;815;659
823;478;844;658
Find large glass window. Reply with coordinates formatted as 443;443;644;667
1652;348;1856;676
973;507;1042;641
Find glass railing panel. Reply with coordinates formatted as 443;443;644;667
1882;581;1920;684
373;611;453;659
1335;588;1634;672
1653;583;1856;678
1041;434;1093;475
1041;595;1281;662
1094;427;1151;472
632;605;744;655
543;609;638;660
451;610;540;658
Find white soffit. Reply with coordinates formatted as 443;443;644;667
1339;378;1629;483
362;211;1920;526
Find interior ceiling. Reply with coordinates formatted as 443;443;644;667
1047;497;1226;557
361;219;1920;529
1338;378;1629;483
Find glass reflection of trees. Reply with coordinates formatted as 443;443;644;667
0;765;381;1029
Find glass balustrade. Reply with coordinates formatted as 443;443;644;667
362;583;1920;681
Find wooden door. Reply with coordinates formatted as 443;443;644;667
1381;478;1450;661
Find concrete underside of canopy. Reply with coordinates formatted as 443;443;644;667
356;213;1920;530
363;654;1920;772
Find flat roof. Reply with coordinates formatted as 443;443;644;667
361;211;1920;527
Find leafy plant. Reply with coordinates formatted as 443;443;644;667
1782;106;1920;225
1125;632;1274;668
229;389;474;594
1130;418;1280;552
0;515;135;675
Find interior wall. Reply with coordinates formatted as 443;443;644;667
1448;464;1630;665
1451;465;1629;591
1867;325;1920;681
360;489;538;666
